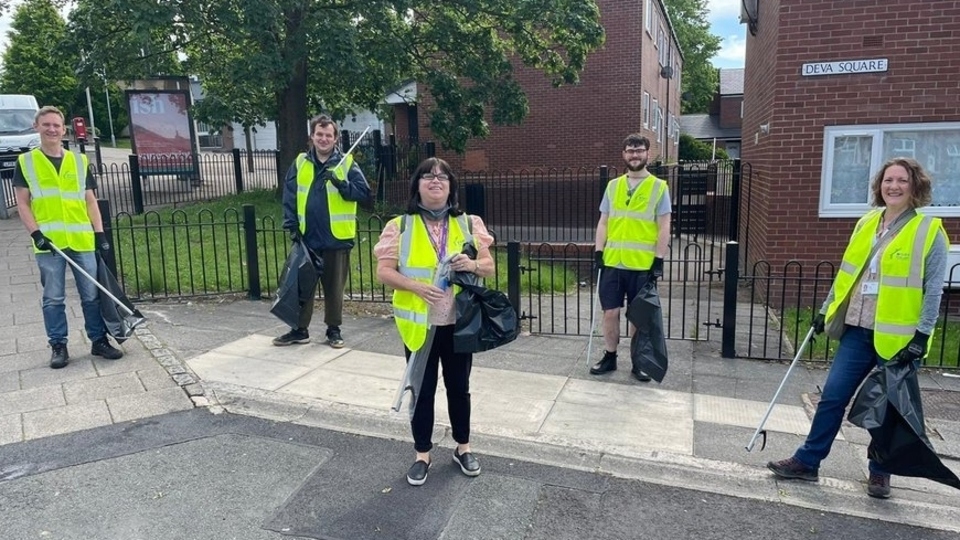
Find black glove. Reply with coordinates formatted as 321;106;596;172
288;228;302;244
651;257;664;280
812;313;825;335
594;250;604;272
95;232;110;252
31;230;52;251
323;169;344;188
891;331;929;365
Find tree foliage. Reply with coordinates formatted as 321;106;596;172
663;0;722;114
678;133;728;160
0;0;78;112
66;0;605;170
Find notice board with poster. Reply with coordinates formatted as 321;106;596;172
125;90;199;178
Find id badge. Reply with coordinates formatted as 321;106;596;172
860;281;879;295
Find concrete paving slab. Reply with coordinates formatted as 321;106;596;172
559;377;693;408
91;352;159;376
63;372;145;404
136;366;180;391
215;333;349;367
0;336;15;356
470;392;554;435
0;385;66;415
540;400;694;456
15;334;50;353
473;366;567;401
322;349;405;377
0;413;21;445
19;358;98;390
694;394;815;436
0;349;50;374
22;401;112;439
187;350;315;391
106;387;193;423
0;371;18;393
279;368;399;409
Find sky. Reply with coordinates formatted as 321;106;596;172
0;1;746;69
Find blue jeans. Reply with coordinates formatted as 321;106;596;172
37;250;107;346
794;325;889;474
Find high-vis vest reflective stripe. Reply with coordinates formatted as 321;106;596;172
19;149;94;253
391;213;474;351
603;174;666;270
826;210;947;361
295;154;357;240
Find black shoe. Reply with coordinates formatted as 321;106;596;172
867;472;891;499
50;343;69;369
326;326;344;349
631;370;652;382
590;351;617;374
766;457;819;481
273;328;310;346
453;448;481;477
406;460;430;486
91;337;123;360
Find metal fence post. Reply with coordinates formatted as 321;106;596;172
97;198;118;276
94;137;104;172
232;148;244;193
275;150;284;190
426;141;436;158
722;241;739;358
599;165;608;197
728;159;742;242
243;204;262;299
128;154;145;215
507;241;521;318
465;184;485;219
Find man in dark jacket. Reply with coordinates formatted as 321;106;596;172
275;115;370;348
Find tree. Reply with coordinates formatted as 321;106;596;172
0;0;79;113
678;134;728;161
66;1;605;173
663;0;722;114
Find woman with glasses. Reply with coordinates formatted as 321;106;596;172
374;157;496;486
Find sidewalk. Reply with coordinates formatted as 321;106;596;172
2;213;960;533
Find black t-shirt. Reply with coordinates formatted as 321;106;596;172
12;152;98;191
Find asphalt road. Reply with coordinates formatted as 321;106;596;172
0;409;953;540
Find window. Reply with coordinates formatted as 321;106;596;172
642;92;650;129
655;107;664;143
820;122;960;217
651;98;658;134
645;0;652;34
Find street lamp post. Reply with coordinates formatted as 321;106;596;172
660;65;674;163
102;67;117;147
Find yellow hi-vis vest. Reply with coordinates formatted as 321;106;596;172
603;174;666;270
391;213;474;351
19;149;94;253
295;153;357;240
826;209;947;361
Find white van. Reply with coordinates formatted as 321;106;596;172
0;94;40;169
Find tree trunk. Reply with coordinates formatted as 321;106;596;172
244;125;255;171
276;56;308;197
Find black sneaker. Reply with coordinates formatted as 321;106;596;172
326;326;345;349
406;460;430;486
631;370;652;382
453;448;481;477
766;457;819;481
50;343;69;369
867;472;891;499
91;337;123;360
590;350;617;374
273;328;310;346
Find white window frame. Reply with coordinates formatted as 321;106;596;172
651;98;658;134
820;122;960;217
656;107;664;143
642;92;650;129
645;0;653;34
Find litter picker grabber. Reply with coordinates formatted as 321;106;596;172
585;267;603;367
49;243;145;338
745;326;816;452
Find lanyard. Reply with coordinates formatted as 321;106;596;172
425;218;448;262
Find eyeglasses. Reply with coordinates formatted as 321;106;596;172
420;173;450;182
624;148;648;155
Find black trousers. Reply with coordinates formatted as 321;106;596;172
297;248;350;329
405;325;473;453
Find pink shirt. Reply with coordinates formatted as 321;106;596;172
375;214;495;325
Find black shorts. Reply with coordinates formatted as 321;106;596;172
598;267;653;310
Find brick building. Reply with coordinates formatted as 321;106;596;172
740;0;960;276
390;0;683;172
680;68;743;158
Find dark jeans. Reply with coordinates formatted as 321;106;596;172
405;325;473;453
297;248;349;329
794;325;889;474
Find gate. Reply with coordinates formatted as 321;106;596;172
506;160;744;342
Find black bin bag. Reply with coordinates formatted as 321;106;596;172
96;253;146;343
270;240;321;328
626;280;668;382
453;283;519;354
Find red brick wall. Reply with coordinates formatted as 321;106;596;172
416;0;682;171
718;96;742;129
742;0;960;271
